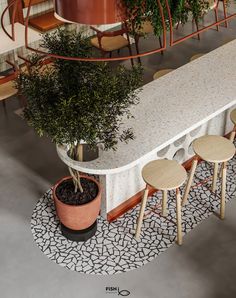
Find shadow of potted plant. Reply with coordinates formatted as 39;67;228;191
16;28;142;242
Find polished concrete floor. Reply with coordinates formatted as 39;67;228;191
1;6;236;298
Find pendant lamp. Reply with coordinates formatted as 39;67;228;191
54;0;127;25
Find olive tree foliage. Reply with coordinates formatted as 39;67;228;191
17;28;142;193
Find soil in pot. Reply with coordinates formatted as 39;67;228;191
55;178;98;206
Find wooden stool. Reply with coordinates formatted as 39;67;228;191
230;109;236;141
182;135;235;219
153;69;173;80
190;53;204;62
135;159;187;245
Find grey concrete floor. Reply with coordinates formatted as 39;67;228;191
1;6;236;298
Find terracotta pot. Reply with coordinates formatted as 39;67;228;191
53;175;101;230
54;0;127;25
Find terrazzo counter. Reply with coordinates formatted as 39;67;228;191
57;39;236;218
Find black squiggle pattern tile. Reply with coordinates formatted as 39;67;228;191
31;148;236;275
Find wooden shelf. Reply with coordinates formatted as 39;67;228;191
29;10;64;32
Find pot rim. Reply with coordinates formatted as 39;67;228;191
53;175;102;208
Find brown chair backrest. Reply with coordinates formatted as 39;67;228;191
90;23;130;49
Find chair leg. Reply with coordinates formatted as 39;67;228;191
220;162;227;220
212;162;219;193
229;125;236;142
176;21;180;30
176;188;182;246
127;44;134;67
214;8;219;31
195;18;200;40
134;36;141;65
182;158;198;206
159;36;164;56
162;190;168;217
135;186;149;240
223;0;228;28
109;51;112;58
125;28;134;67
101;50;106;58
2;99;6;111
18;94;25;108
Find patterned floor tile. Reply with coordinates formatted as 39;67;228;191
31;148;236;275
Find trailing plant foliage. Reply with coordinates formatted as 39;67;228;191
17;28;142;193
123;0;209;36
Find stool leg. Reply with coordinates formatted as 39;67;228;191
176;188;182;246
219;132;234;178
220;162;227;220
229;125;236;142
162;190;168;217
135;186;149;240
182;158;198;206
212;163;219;193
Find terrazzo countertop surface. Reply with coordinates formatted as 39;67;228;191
57;39;236;174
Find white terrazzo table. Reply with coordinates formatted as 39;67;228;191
58;39;236;218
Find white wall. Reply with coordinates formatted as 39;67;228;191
0;0;10;25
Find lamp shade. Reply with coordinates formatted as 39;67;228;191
54;0;127;25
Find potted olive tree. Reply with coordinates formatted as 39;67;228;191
17;28;142;241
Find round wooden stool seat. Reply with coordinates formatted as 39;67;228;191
190;53;204;62
193;135;235;163
0;76;17;101
153;69;173;80
230;109;236;125
142;159;187;190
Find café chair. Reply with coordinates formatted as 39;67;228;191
132;20;164;63
90;23;134;65
18;55;54;75
187;0;220;40
0;61;19;110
